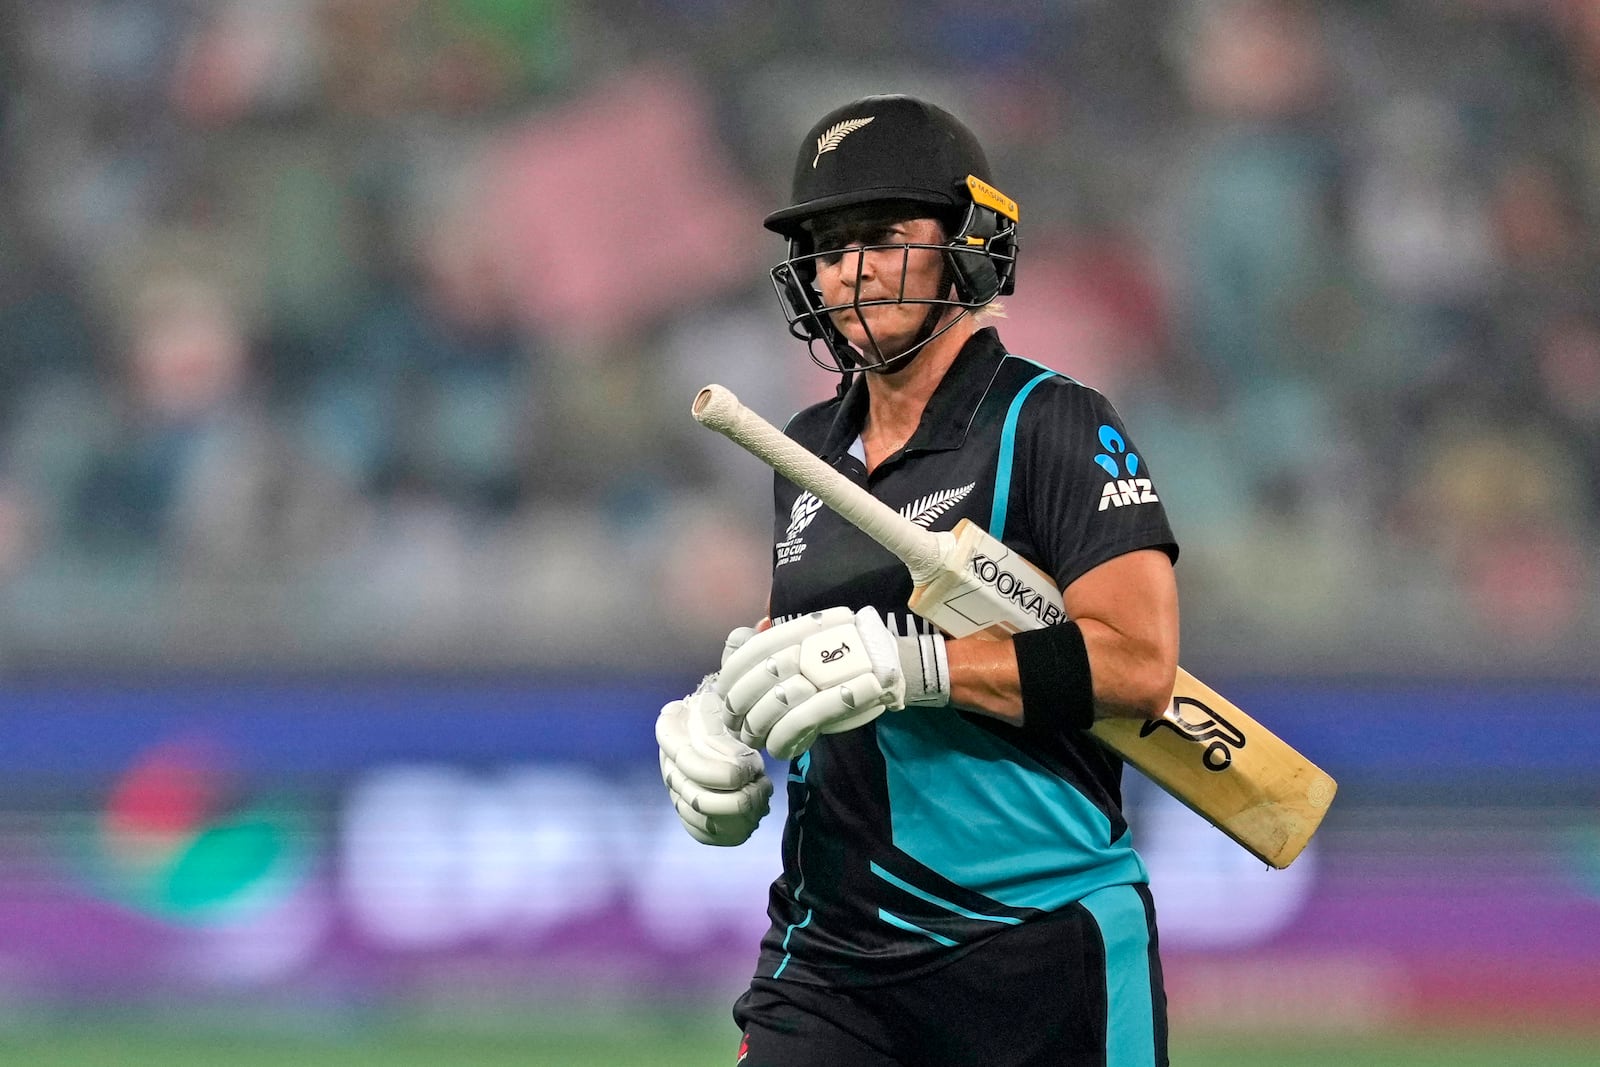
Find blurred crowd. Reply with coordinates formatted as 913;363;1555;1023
0;0;1596;676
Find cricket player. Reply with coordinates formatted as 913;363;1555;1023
656;95;1180;1066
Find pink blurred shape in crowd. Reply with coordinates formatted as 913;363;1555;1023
482;66;765;347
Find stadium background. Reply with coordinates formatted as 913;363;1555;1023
0;1;1596;1064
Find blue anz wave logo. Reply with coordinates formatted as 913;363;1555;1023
1093;424;1138;477
1094;424;1159;512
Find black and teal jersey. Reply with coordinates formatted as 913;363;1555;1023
756;327;1179;987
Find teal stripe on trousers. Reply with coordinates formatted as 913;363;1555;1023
1080;884;1156;1067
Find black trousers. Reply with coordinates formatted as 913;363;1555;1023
731;884;1167;1067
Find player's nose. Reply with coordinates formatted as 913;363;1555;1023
835;245;869;287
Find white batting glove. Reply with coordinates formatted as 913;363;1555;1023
717;624;758;717
656;681;773;846
715;607;950;760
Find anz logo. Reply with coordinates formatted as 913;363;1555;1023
1094;424;1159;511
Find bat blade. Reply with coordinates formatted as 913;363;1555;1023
693;384;1336;868
1094;672;1338;868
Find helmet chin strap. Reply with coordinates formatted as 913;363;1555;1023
863;306;966;374
858;258;964;375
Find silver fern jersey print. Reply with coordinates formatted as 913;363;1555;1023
899;482;976;528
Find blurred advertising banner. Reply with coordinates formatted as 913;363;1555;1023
0;678;1594;1031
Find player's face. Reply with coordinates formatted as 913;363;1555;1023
807;210;954;363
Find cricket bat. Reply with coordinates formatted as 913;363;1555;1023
692;383;1336;869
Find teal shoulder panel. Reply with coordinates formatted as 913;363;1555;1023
988;368;1059;541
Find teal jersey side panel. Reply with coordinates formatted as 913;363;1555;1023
877;709;1147;911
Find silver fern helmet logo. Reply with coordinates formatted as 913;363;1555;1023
899;483;975;529
813;116;875;167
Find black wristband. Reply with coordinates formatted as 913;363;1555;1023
1013;621;1095;736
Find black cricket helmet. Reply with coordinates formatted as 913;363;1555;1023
765;95;1019;373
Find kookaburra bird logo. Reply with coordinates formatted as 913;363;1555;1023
813;116;875;167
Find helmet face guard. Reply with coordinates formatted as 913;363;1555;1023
769;198;1018;373
764;95;1020;375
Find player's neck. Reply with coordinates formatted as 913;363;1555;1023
859;313;976;472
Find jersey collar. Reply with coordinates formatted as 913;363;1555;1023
818;327;1010;462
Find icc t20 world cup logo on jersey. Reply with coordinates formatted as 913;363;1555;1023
776;491;823;568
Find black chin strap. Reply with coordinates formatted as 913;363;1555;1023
867;257;962;375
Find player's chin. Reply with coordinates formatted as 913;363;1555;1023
853;343;916;372
831;315;913;366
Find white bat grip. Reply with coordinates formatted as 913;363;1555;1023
692;385;946;583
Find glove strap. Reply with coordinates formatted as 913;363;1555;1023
896;633;951;707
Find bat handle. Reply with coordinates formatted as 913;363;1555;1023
692;385;947;581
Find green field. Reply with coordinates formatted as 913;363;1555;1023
1;1019;1596;1067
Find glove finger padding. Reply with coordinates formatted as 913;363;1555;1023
666;787;769;847
724;646;804;726
723;610;902;734
661;752;772;819
669;797;724;848
741;672;821;748
656;688;773;846
765;673;893;761
722;625;758;666
655;692;765;791
716;608;855;704
716;606;914;757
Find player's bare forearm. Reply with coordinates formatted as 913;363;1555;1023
946;623;1173;726
1074;617;1175;721
946;634;1025;725
947;549;1177;726
1064;549;1178;721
